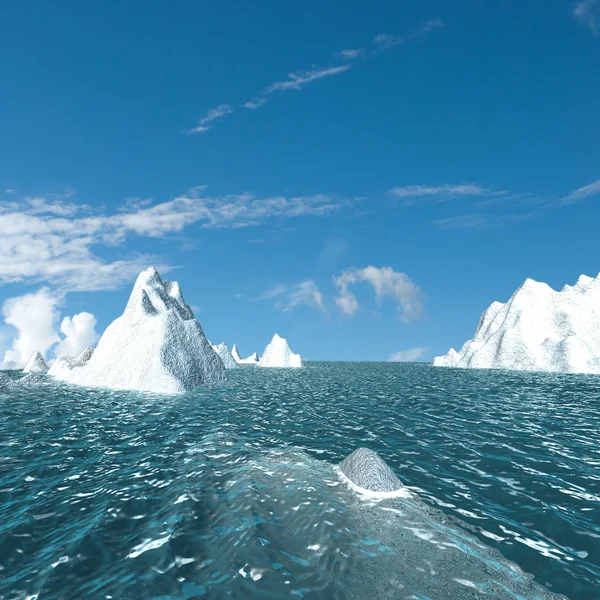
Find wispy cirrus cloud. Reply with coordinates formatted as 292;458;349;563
192;18;444;128
0;188;347;292
388;184;497;206
573;0;600;34
242;97;268;110
556;179;600;204
258;280;326;313
374;19;443;51
265;64;353;93
433;212;535;230
335;48;365;60
187;104;233;134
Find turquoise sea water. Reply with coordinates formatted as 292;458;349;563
1;362;599;599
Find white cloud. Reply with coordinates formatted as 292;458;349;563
242;97;268;110
259;280;326;313
333;266;424;321
0;288;60;369
54;312;100;358
433;214;488;229
336;48;365;60
0;289;101;368
266;65;353;93
389;184;492;204
187;104;233;134
0;189;345;292
573;0;600;34
373;33;404;51
388;347;427;362
557;179;600;204
187;19;442;133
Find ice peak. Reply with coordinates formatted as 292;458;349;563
125;267;193;320
258;334;302;368
23;351;49;374
49;267;226;393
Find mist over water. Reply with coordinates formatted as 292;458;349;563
1;363;599;599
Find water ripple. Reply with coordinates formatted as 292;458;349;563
0;363;598;598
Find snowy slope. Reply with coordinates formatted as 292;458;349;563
23;352;49;374
433;273;600;374
50;267;226;393
257;334;302;368
212;342;238;369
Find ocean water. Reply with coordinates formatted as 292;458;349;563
1;363;599;600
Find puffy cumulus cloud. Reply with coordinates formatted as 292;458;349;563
54;312;100;358
388;348;427;362
258;280;326;313
0;289;101;369
0;288;60;369
333;266;424;322
0;189;345;292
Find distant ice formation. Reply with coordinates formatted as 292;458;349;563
212;342;238;369
48;346;95;379
232;344;259;365
49;267;226;393
433;273;600;374
23;351;49;374
338;448;406;497
257;334;302;368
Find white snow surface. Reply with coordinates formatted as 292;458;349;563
49;267;226;393
23;351;49;374
432;273;600;374
48;346;95;379
257;334;302;368
232;344;259;365
212;342;238;369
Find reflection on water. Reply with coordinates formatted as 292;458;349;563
1;362;599;599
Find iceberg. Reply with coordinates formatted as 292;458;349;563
433;273;600;374
212;342;238;369
49;267;226;393
48;346;95;379
23;351;49;374
338;448;405;496
257;334;302;368
231;344;259;365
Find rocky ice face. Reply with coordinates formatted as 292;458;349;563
49;267;226;394
23;351;49;374
257;334;302;368
433;273;600;374
212;342;238;369
232;344;259;365
338;448;405;495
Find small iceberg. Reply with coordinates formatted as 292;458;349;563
338;448;407;497
257;334;302;368
49;267;226;394
232;344;259;365
212;342;238;369
23;351;49;374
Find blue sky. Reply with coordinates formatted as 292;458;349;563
1;0;599;365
